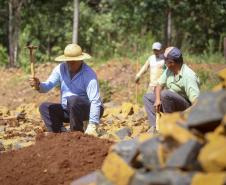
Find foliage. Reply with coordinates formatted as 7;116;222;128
99;79;112;103
0;0;8;47
196;69;220;91
184;52;225;64
0;44;8;66
0;0;226;66
136;88;147;105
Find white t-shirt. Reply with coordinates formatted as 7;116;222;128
136;55;165;91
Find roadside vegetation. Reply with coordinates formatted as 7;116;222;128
0;0;225;95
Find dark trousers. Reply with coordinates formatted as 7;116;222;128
143;90;191;127
39;96;104;133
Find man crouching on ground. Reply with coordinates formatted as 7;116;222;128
29;43;104;136
143;47;200;133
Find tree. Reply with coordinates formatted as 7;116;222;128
8;0;26;67
0;0;226;68
73;0;79;43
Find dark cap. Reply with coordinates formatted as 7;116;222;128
164;47;182;61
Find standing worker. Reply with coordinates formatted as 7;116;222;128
135;42;165;93
29;43;104;136
143;47;200;133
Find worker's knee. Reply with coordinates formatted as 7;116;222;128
160;90;171;101
67;96;83;109
143;93;155;105
143;94;149;103
39;102;50;114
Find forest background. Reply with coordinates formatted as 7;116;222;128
0;0;226;92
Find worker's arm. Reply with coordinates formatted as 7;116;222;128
182;72;200;113
84;78;103;136
154;68;168;112
29;64;61;92
135;59;149;83
38;65;61;93
154;84;163;113
86;78;102;124
184;73;200;104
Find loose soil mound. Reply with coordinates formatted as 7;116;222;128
0;132;113;185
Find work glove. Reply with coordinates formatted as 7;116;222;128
85;123;98;136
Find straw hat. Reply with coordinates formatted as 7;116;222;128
55;43;91;62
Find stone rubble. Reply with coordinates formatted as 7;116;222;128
0;103;44;151
72;68;226;185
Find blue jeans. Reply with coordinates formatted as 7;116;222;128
39;96;104;133
143;90;191;127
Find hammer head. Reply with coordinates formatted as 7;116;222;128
25;41;38;50
26;45;38;50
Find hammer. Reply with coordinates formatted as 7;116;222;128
26;45;38;78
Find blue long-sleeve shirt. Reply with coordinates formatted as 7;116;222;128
39;62;103;124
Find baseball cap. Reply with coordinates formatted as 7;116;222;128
152;42;162;50
164;47;182;61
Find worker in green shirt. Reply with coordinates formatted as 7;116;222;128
143;47;200;133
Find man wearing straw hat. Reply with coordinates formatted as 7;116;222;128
29;43;103;136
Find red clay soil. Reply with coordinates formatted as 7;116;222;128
0;132;113;185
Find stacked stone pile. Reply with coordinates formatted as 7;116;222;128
0;101;149;151
0;103;43;151
72;68;226;185
99;102;150;141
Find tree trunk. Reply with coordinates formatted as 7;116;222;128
8;0;14;67
72;0;79;44
224;37;226;59
8;0;24;67
175;29;184;49
164;9;172;47
167;9;172;46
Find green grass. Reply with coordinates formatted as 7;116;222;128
99;80;112;103
196;69;220;91
137;88;147;105
184;52;225;64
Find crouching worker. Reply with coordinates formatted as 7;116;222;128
29;43;104;136
143;47;200;133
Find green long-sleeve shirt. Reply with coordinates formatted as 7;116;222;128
158;64;200;103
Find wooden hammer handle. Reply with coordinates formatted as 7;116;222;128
26;45;38;78
29;49;35;78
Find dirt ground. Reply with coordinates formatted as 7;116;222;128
0;62;59;109
0;59;226;184
0;60;225;108
0;132;113;185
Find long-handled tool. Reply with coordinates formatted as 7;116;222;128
26;45;38;78
135;60;139;104
156;112;161;132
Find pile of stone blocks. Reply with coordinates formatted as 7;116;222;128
0;103;43;151
72;68;226;185
99;102;150;140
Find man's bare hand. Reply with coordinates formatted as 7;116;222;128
29;77;40;90
154;100;161;113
